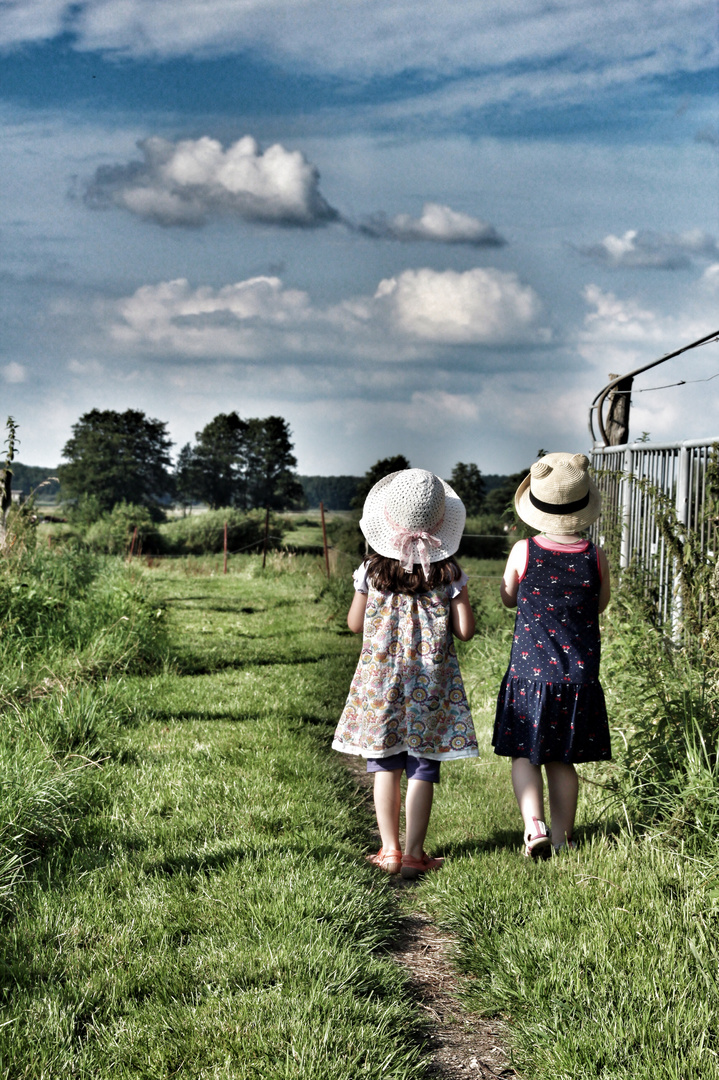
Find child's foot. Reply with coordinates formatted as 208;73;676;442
524;818;552;859
553;838;577;854
400;852;444;879
366;847;402;874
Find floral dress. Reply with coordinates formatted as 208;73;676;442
332;566;478;761
493;537;611;764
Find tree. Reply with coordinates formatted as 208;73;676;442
450;462;486;516
351;455;411;510
176;412;247;510
242;416;305;510
174;412;304;511
59;409;174;513
483;469;529;516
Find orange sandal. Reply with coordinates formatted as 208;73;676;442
366;847;402;874
400;852;444;879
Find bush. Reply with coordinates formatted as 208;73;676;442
84;502;159;555
158;508;281;556
0;546;168;693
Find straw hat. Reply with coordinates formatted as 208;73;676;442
514;452;601;533
360;469;466;575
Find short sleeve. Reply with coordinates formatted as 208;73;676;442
353;563;370;593
447;569;468;599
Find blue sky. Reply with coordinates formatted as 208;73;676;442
2;0;718;477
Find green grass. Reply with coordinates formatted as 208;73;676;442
3;548;719;1078
0;553;430;1079
418;604;719;1080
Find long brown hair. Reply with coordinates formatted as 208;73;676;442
364;553;462;596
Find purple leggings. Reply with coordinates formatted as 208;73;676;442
366;750;440;784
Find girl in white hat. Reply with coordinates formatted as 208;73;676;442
332;468;478;878
493;453;612;857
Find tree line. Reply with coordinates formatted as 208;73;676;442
25;408;515;519
58;409;303;516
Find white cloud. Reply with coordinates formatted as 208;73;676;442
578;283;719;443
376;268;547;344
3;0;714;96
113;276;313;355
359;203;505;246
110;266;549;358
2;362;26;384
581;229;719;269
84;135;338;227
581;284;663;344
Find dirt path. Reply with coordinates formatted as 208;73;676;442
348;759;520;1079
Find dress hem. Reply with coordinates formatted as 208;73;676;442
332;740;478;762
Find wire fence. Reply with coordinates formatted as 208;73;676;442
589;437;719;630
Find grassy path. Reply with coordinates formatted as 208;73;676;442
1;556;434;1078
5;552;719;1079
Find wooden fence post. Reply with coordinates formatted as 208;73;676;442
262;507;270;569
320;501;331;579
224;520;228;574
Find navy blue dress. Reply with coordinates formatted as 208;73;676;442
493;538;611;764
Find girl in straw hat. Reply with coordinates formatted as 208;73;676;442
332;468;478;878
493;453;611;857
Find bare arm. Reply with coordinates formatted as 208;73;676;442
347;591;368;633
500;540;528;608
451;585;476;641
597;545;611;614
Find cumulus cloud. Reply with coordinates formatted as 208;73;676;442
113;276;313;354
580;229;719;269
111;266;549;358
375;268;547;344
84;135;339;227
359;203;505;246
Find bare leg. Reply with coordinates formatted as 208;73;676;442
404;778;434;860
511;757;545;833
373;769;402;852
545;761;578;847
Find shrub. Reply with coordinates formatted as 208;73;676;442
84;502;159;555
0;546;168;693
158;508;281;556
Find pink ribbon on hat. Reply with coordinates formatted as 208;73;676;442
384;508;443;578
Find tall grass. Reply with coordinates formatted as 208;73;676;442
0;514;168;909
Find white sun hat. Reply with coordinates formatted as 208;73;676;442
514;452;602;533
360;468;466;576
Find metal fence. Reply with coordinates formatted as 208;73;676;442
589;438;719;628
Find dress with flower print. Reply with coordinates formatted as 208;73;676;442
493;537;611;764
332;575;478;761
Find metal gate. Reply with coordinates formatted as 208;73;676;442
589;438;719;628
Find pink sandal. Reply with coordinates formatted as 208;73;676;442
400;852;444;879
524;818;552;859
366;847;402;874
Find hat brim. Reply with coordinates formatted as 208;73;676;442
360;471;466;563
514;472;602;533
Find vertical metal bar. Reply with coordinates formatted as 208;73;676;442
620;447;633;570
672;445;691;639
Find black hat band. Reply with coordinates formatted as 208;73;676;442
529;490;590;515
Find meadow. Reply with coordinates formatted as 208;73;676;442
1;535;718;1078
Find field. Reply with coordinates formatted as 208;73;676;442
1;546;719;1078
